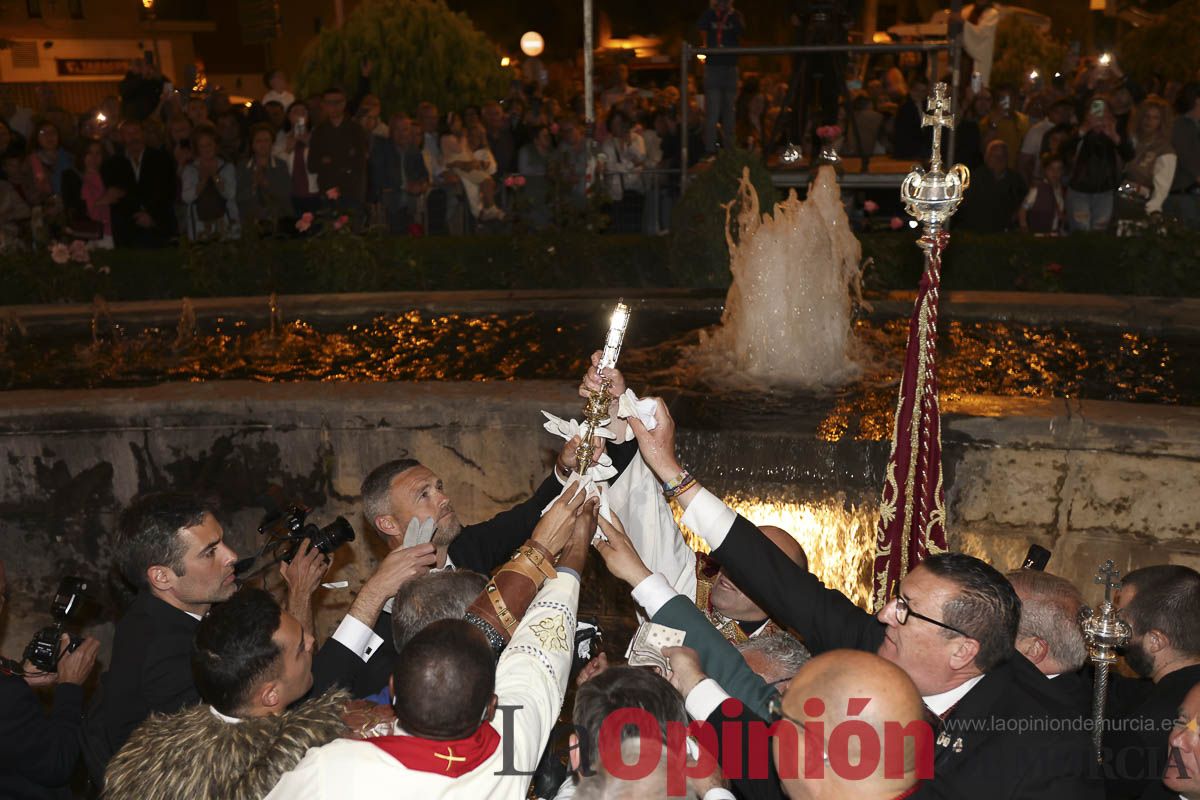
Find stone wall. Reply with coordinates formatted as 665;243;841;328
1;381;1197;669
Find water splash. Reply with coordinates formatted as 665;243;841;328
268;292;281;339
90;295;117;345
691;166;867;389
175;298;197;347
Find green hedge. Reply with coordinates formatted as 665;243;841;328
3;227;1199;306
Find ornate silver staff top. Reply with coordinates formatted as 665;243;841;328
1080;560;1133;763
576;302;630;475
900;83;971;236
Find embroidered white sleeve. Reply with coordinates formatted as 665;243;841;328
494;573;580;796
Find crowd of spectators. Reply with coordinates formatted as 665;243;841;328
3;36;1200;250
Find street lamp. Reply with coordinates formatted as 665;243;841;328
520;31;544;58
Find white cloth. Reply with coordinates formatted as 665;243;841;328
541;411;617;481
1149;153;1178;214
963;7;1000;87
268;573;580;799
615;389;657;443
209;706;242;724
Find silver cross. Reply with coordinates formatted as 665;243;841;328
922;83;955;173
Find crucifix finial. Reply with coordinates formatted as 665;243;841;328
1094;560;1122;605
922;83;955;172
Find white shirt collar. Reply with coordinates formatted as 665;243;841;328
1046;672;1062;680
185;611;202;621
382;596;394;615
209;706;242;724
923;674;984;717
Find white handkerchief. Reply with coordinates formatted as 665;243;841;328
402;516;436;548
541;472;614;541
540;411;617;481
617;389;658;429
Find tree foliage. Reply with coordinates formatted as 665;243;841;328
297;0;509;115
1120;0;1200;83
990;15;1067;90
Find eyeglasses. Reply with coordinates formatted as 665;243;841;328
895;595;971;638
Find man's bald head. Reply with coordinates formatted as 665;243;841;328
775;650;930;798
710;526;807;623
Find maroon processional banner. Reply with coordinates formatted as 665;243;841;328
871;230;952;611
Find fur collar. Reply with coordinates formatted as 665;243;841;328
104;688;349;800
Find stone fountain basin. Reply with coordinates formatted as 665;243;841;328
1;289;1198;667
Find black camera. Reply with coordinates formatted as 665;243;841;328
258;504;356;563
23;577;88;673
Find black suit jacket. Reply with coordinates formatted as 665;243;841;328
80;592;199;786
100;147;177;247
311;440;640;698
711;513;1098;800
1104;663;1200;800
0;672;84;799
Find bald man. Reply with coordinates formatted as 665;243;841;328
665;647;929;800
697;525;808;643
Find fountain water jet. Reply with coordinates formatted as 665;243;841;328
692;165;868;389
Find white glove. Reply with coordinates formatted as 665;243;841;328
402;516;437;549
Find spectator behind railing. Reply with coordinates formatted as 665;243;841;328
101;118;177;247
237;123;293;236
308;87;370;213
1167;82;1200;228
181;125;238;240
1066;95;1133;232
598;108;646;234
61;139;115;246
957;139;1025;233
1118;95;1176;222
370;112;430;234
27;121;73;205
1019;153;1067;235
273;101;320;217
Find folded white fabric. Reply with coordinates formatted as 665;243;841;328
540;410;617;481
615;389;658;443
402;516;437;548
541;472;614;541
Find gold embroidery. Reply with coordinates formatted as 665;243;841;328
530;615;569;652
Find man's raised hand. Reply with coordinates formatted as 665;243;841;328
532;479;588;556
593;510;652;587
628;397;681;482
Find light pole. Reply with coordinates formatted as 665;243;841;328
142;0;161;73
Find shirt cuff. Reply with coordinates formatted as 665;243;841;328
703;790;736;800
557;566;581;583
631;572;679;618
686;678;731;722
680;488;737;550
331;615;385;664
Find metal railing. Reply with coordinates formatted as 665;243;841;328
679;37;963;193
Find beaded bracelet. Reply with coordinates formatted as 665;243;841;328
662;471;698;500
661;470;692;493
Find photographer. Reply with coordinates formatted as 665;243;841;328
0;559;101;799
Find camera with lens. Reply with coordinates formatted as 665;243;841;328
23;577;88;673
258;503;356;563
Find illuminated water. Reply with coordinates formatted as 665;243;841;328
2;310;1196;432
692;166;866;388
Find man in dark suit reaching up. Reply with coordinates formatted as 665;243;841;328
621;396;1096;800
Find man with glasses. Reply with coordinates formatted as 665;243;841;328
625;397;1095;799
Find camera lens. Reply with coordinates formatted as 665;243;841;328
309;516;356;555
